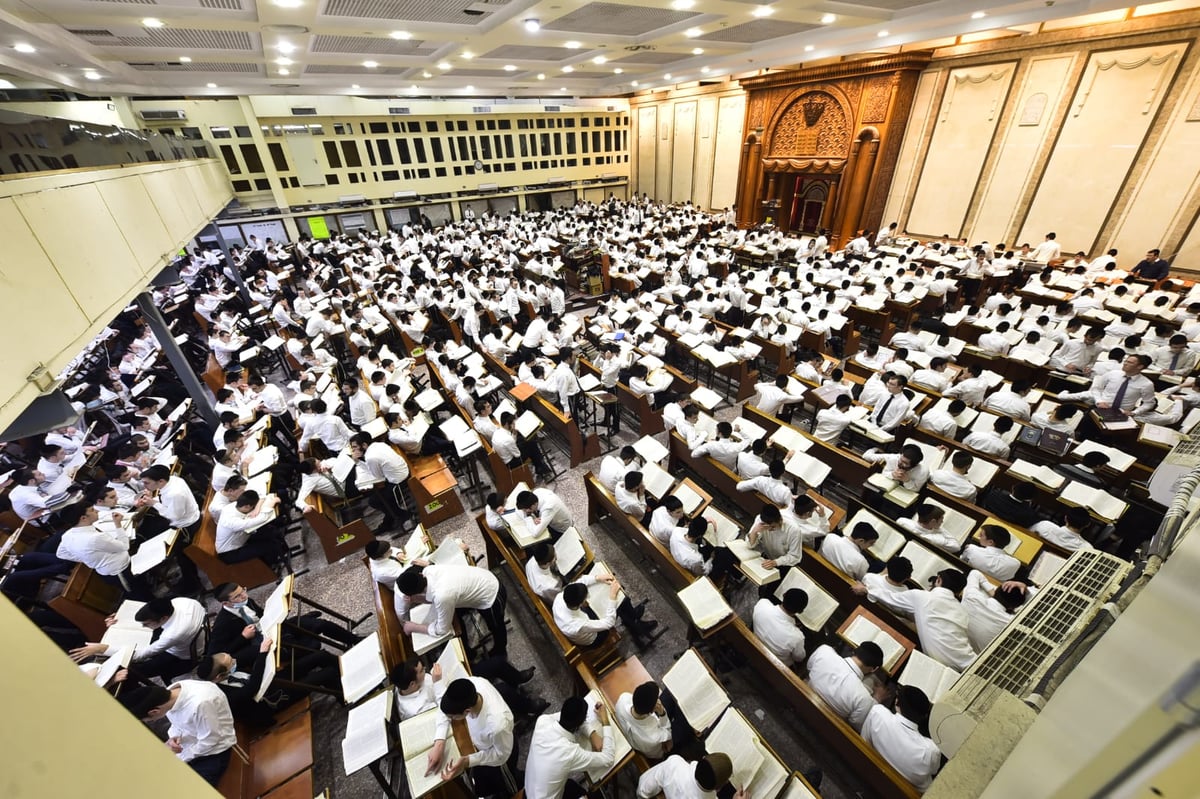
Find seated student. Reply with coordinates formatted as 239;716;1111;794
862;686;942;792
215;490;288;567
365;539;412;589
1151;333;1199;376
820;522;878;581
647;496;688;546
198;633;339;726
524;696;616;799
982;482;1040;529
71;596;206;681
853;556;919;616
429;677;519;797
812;394;857;443
752;587;809;667
919;398;968;438
628;363;677;410
137;464;202;538
806;641;884;731
1031;506;1095;552
614;681;677;760
752;374;806;419
962;571;1032;652
782;494;831;546
492;411;551;480
670;517;738;581
908;569;977;671
1053;451;1111;490
898;503;961;553
863;444;931;491
672;404;705;449
55;501;133;587
127;681;237;787
515;487;575;540
983;380;1034;421
636;753;745;799
615;471;650;524
736;458;799;504
207;582;361;664
748;501;804;570
961;525;1021;581
690;421;748;470
944;363;988;406
391;657;446;720
552;575;658;649
962;415;1013;459
909;357;953;394
929;450;979;503
598;445;640;493
867;374;913;431
396;560;509;655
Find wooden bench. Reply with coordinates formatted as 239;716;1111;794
185;509;277;591
47;564;122;642
219;700;315;799
366;572;410;672
404;453;466;528
667;430;766;518
303;492;374;564
742;404;876;489
525;390;601;468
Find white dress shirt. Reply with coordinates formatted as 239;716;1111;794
394;673;440;720
1092;370;1155;413
166;680;237;763
132;597;205;661
944;377;988;406
960;543;1020;581
9;484;49;521
753;524;803;567
524;488;574;536
961;570;1021;652
962;430;1010;459
367;549;409;589
669;527;709;576
215;503;271;554
863;573;918;616
909;587;976;671
690;438;747;470
1031;520;1094;552
56;525;130;576
433;677;514;768
812;407;855;442
363;441;411;484
752;599;806;666
648;506;685;545
820;533;869;580
898;517;961;553
524;715;614;799
861;705;941;791
637;755;716;799
491;427;522;463
863;452;930;491
736;475;795;505
615;482;647;516
918;409;959;438
393;565;499;637
983;390;1032;420
614;693;671;758
598;455;635;492
552;576;614;645
870;392;913;431
525;559;562;602
154;476;201;528
928;468;978;502
806;644;875;730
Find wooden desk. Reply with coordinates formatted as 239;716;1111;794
836;606;915;677
248;709;314;797
596;656;653;706
261;770;312;799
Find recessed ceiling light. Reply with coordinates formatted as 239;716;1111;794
563;65;574;73
363;60;378;68
465;85;474;91
410;85;418;91
390;30;411;39
559;87;566;91
84;71;101;80
504;64;516;71
700;66;709;73
592;55;606;64
692;47;703;55
613;67;623;74
207;82;217;88
351;83;360;88
277;41;296;53
751;5;774;17
971;11;986;19
461;51;474;60
437;61;451;70
422;70;432;78
821;13;836;24
142;17;165;28
684;28;701;38
272;0;303;7
178;56;191;62
13;43;35;54
631;80;639;86
671;0;694;8
537;73;545;80
565;40;581;49
524;18;540;33
804;45;814;52
878;30;889;37
278;67;290;75
664;73;672;80
275;57;292;65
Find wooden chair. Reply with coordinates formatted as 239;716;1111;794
184;512;277;591
302;492;374;564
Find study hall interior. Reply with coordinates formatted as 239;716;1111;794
3;1;1200;799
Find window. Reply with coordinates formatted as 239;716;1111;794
392;121;404;133
382;169;399;181
239;143;264;172
348;173;359;183
211;126;232;139
323;141;342;168
457;121;468;131
480;137;491;159
536;118;546;129
554;132;562;155
503;163;516;172
219;144;241;174
566;133;575;155
475;120;485;131
418;168;430;178
235;125;252;137
457;136;469;159
504;135;514;159
435;167;446;177
540;133;551;155
518;119;530;130
520;135;528;157
425;121;438;133
267;142;288;171
232;179;252;191
498;119;511;130
605;131;613;151
364;140;377;167
333;123;351;135
254;178;271;190
340;141;362;168
593;131;601;152
326;173;339;184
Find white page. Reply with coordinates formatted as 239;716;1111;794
898;649;960;703
705;709;767;792
662;649;730;732
553;527;587;577
676;577;732;631
843;615;905;672
773;568;838;631
340;632;387;704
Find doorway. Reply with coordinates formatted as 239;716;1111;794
791;180;829;234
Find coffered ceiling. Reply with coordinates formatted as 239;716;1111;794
0;0;1181;98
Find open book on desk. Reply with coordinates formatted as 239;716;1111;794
414;388;444;412
101;601;152;653
640;461;676;500
774;568;838;632
662;648;730;733
690;386;723;412
701;507;742;548
553;527;588;578
729;547;780;586
866;473;920;508
500;508;550;549
515;410;543;440
1029;551;1067;586
1009;458;1066;490
922;499;976;548
705;708;788;799
581;690;633;784
632;434;670;465
676;577;733;632
1059;482;1128;522
436;637;470;687
840;614;907;673
784;450;831;488
847;508;906;562
130;528;180;576
1072;439;1136;472
399;708;462;799
899;540;955;588
586;561;627;616
361;416;389;440
767;424;810;454
899;649;960;703
428;536;469;566
340;631;387;704
671;480;706;516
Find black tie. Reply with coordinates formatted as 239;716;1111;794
875;396;894;425
582;603;599;621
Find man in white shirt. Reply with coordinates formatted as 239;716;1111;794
748;504;804;569
552;575;657;648
138;465;202;534
813;394;857;443
133;680;237;787
342;378;378;427
647;496;688;545
429;677;517;796
961;525;1021;581
908;569;976;671
983;380;1033;420
298;399;354;454
918;399;967;438
690;421;747;470
752;588;808;667
898;503;961;552
614;682;673;759
869;375;913;431
598;445;640;492
637;753;745;799
615;471;649;521
854;556;919;617
55;502;131;579
820;523;878;581
806;641;883;731
396;563;508;656
962;415;1013;460
8;469;51;522
862;686;941;792
736;458;798;504
944;364;989;406
753;374;805;417
962;570;1030;652
782;495;831;547
929;450;979;502
516;487;575;539
1091;354;1156;416
72;596;205;681
524;697;615;799
863;445;930;491
1031;507;1095;552
350;433;414;532
216;489;287;567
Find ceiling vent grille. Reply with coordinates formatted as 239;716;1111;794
290;106;318;115
388;106;411;115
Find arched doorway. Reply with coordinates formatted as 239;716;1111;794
790;179;831;233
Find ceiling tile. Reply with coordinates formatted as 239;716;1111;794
481;44;577;61
127;61;260;72
323;0;501;24
310;34;434;55
612;49;690;65
67;27;254;50
698;20;816;44
542;2;700;37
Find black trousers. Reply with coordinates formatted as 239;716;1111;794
472;583;508;656
188;748;232;787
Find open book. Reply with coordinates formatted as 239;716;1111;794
640;460;676;500
898;649;960;703
342;689;392;775
671;481;706;516
414;388;444;412
1072;440;1136;472
340;632;388;704
632;435;670;464
435;637;471;687
515;410;543;439
899;540;955;588
866;473;919;508
773;568;838;631
1009;458;1066;490
1059;482;1128;522
730;547;780;586
661;649;730;732
587;561;627;617
130;528;180;576
101;602;153;653
399;708;462;799
841;614;906;672
705;708;788;799
552;527;588;578
1029;551;1068;586
581;690;633;783
784;450;831;487
702;508;742;548
767;424;811;454
848;508;906;562
691;386;724;412
923;499;975;547
676;577;732;631
409;604;453;656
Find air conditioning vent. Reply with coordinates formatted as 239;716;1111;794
931;549;1131;757
290;106;318;116
544;105;561;112
388;106;410;115
472;105;493;114
138;109;187;121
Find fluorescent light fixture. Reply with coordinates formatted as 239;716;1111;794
422;70;432;78
275;57;293;65
821;13;836;24
409;85;418;91
390;30;412;39
277;67;289;75
700;66;709;73
613;67;623;74
672;0;694;8
878;30;889;37
207;82;217;88
465;85;474;91
272;0;303;6
142;17;165;28
437;61;451;70
664;73;672;80
565;40;581;49
971;11;986;19
563;65;574;73
461;51;474;60
179;56;192;62
692;47;703;55
363;60;378;68
805;45;814;52
351;83;360;88
14;43;36;54
592;55;606;64
84;71;101;80
504;64;516;71
537;73;545;80
277;41;297;53
524;18;540;32
631;80;639;86
751;5;774;17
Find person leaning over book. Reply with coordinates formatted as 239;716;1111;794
807;641;884;731
752;586;809;667
524;696;615;799
127;680;237;787
637;752;746;799
552;575;659;649
396;562;509;657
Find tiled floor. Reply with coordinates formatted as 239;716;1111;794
268;394;866;799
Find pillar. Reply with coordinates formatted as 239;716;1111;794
134;292;218;428
736;134;762;228
837;136;880;245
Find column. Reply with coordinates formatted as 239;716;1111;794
837;137;879;245
134;292;218;428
